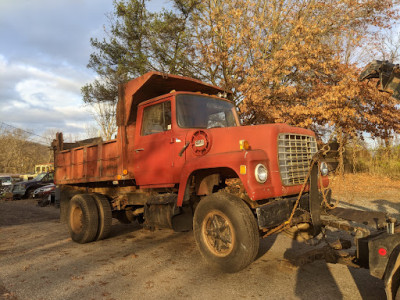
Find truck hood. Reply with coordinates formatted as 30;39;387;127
185;123;315;157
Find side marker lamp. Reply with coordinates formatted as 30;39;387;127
239;140;250;150
240;165;247;175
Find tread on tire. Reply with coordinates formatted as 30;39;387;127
68;194;99;244
193;192;259;273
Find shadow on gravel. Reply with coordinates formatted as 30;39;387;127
256;234;278;260
371;199;400;217
334;199;400;220
107;222;142;239
0;200;59;227
333;200;376;212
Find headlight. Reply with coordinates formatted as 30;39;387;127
255;164;268;183
320;162;329;176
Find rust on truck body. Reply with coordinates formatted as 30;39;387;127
54;71;327;205
55;71;331;273
55;71;400;283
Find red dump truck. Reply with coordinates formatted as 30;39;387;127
53;71;329;272
53;71;400;298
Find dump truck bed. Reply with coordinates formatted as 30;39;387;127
54;139;121;184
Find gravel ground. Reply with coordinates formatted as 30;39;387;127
1;176;399;300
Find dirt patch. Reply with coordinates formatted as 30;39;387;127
0;183;394;300
0;199;59;227
331;173;400;202
330;173;400;218
0;283;17;300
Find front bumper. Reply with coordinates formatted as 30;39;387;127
256;189;331;229
256;193;310;229
33;190;53;199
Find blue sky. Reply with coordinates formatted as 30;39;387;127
0;0;168;142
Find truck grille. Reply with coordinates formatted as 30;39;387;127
278;134;317;186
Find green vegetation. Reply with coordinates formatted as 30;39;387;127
344;142;400;179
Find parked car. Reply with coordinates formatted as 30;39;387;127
0;176;12;187
0;175;13;197
33;183;56;206
13;172;54;199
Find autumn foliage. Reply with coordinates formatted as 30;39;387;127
191;0;400;140
85;0;400;142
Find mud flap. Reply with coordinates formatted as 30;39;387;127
309;163;321;236
171;205;193;232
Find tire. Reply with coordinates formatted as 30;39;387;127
392;268;400;300
67;194;99;243
92;193;112;241
25;187;35;199
193;192;259;273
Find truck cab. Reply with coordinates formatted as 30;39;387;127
132;92;239;186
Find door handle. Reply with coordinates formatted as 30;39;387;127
134;148;144;152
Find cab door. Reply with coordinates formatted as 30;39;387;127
133;99;174;186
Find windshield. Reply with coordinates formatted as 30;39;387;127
176;94;238;129
34;173;47;181
0;177;11;183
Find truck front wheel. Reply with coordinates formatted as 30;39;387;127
68;194;99;243
193;192;259;273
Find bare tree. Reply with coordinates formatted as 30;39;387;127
0;128;49;174
87;100;117;141
361;27;400;64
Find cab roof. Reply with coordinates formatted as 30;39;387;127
117;71;232;125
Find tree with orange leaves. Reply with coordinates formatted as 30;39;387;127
86;0;400;143
190;0;400;141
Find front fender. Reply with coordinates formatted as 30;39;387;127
177;150;270;206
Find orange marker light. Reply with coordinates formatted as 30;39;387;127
239;140;250;150
123;169;128;175
240;165;247;175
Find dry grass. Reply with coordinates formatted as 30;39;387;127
330;173;400;204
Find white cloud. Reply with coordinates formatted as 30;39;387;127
0;55;94;135
0;0;170;139
0;0;116;137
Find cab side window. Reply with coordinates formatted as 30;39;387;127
141;101;171;136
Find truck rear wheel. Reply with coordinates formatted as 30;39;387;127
193;192;259;273
68;194;99;243
92;193;112;241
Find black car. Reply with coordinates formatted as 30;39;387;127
13;172;54;199
33;183;56;206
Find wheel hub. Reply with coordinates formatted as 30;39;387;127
202;210;234;257
70;205;83;234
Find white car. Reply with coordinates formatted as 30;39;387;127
0;176;12;186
